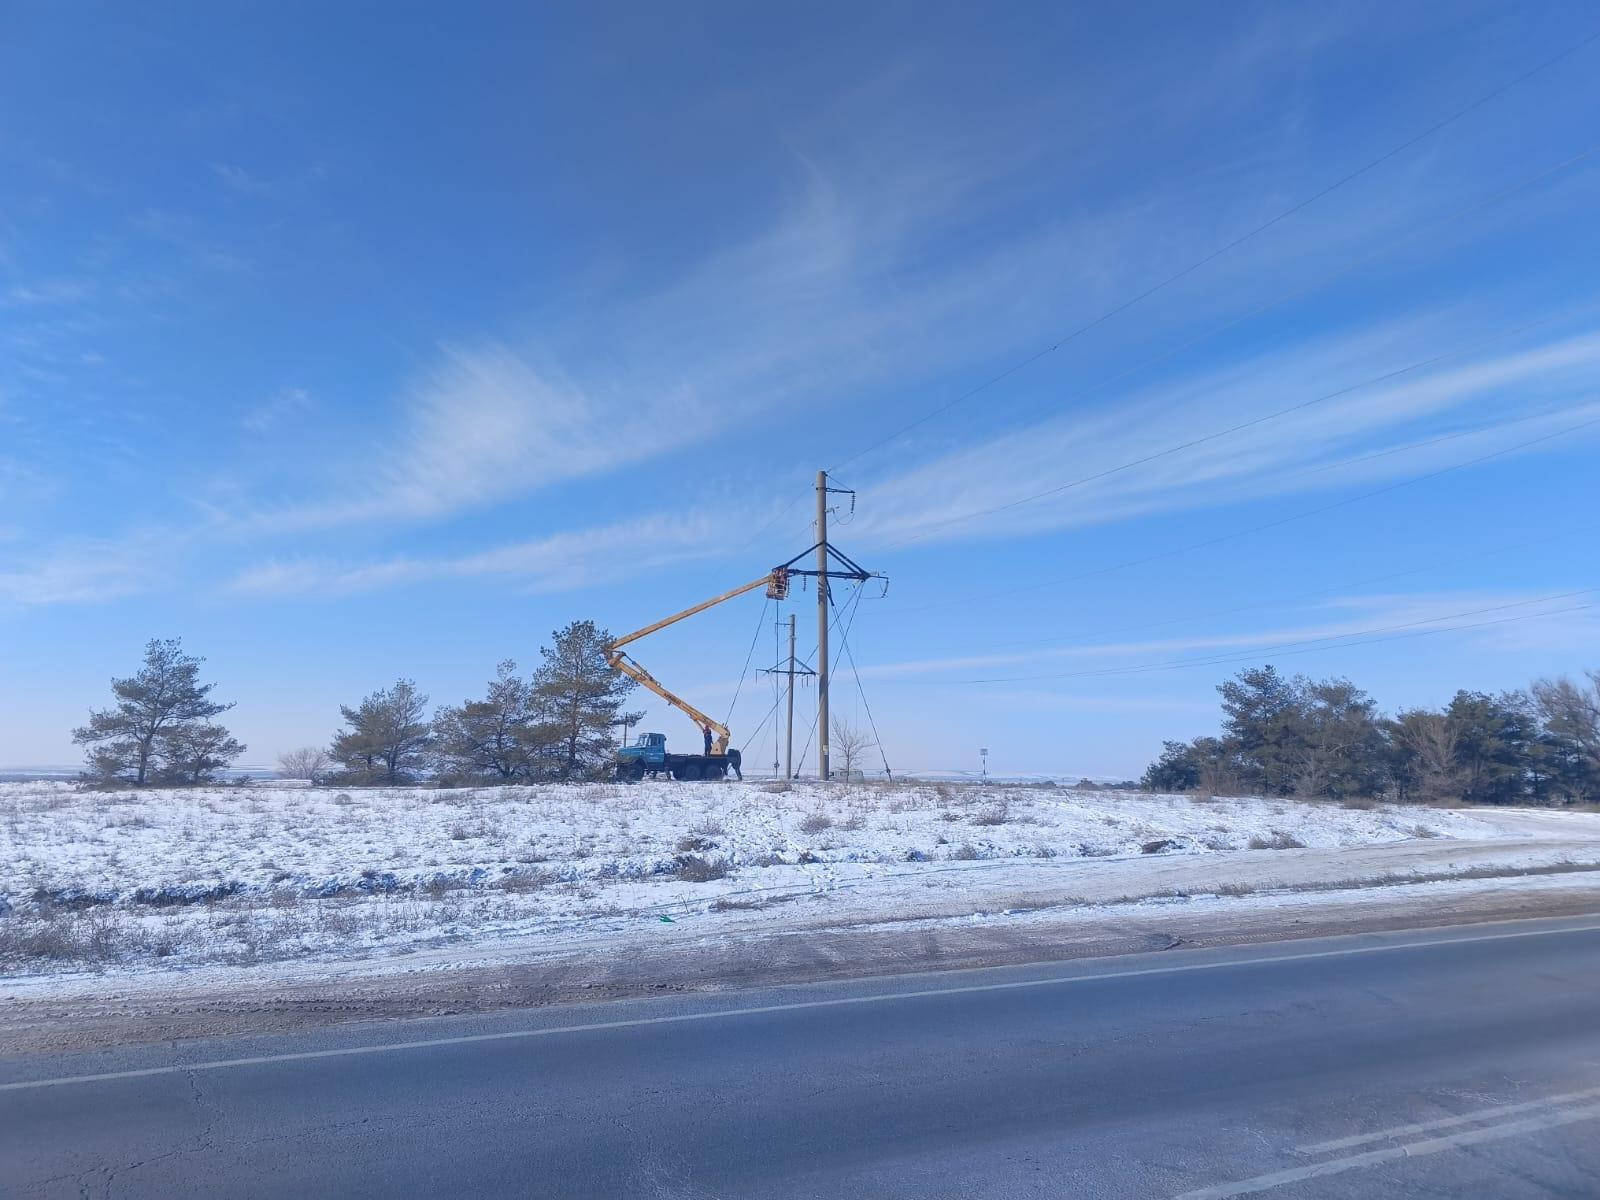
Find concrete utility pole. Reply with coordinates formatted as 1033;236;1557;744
785;613;798;780
816;469;831;780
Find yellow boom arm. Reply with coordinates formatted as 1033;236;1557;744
605;568;790;756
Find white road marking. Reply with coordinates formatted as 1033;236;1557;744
1296;1084;1600;1154
1173;1101;1600;1198
3;919;1598;1093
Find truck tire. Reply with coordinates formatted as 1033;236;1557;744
678;761;703;781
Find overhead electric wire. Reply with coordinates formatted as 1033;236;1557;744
898;411;1600;616
938;590;1599;685
829;584;893;778
723;596;772;727
826;26;1600;475
792;581;869;774
737;487;812;551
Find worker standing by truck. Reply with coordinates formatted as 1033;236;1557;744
702;725;713;756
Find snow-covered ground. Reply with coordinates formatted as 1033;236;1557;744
3;779;1598;991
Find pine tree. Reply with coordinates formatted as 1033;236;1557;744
432;660;551;781
157;723;247;786
1217;665;1298;794
330;680;432;784
1446;690;1536;805
531;621;636;780
72;639;241;786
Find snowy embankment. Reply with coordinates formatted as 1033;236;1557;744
2;779;1597;988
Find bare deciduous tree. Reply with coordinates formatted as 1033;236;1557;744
829;715;876;781
1392;709;1464;803
278;746;330;784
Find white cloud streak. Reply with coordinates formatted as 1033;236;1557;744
240;386;315;434
226;508;732;597
851;324;1600;548
855;590;1600;682
231;344;711;533
0;538;160;606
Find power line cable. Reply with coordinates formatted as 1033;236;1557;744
897;412;1600;616
826;27;1600;474
723;596;772;726
793;581;868;774
829;585;893;779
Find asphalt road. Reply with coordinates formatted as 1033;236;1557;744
4;914;1600;1198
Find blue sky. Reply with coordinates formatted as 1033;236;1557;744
3;1;1599;776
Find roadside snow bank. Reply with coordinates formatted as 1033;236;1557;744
1;779;1592;980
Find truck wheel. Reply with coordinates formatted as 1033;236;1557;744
679;762;702;781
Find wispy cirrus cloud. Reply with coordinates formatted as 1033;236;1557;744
851;322;1600;549
855;589;1600;682
241;386;315;434
225;507;735;597
219;94;1400;540
227;343;712;534
0;536;162;606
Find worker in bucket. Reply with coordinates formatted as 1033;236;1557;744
702;725;714;755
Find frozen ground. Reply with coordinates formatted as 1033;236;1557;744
3;778;1599;995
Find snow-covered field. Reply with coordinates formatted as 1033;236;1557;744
3;779;1597;988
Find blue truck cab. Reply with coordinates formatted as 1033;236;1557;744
618;732;668;769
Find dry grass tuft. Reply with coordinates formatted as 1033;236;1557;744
798;810;833;834
676;854;729;883
1247;830;1306;850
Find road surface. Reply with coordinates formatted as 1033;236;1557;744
4;914;1600;1197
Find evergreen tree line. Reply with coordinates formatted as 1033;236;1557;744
73;621;639;787
1142;665;1600;806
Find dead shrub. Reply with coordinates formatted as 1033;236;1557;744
798;810;833;834
1339;796;1378;811
761;781;792;794
710;896;765;911
494;871;548;893
676;854;729;882
951;843;980;861
423;877;466;900
970;801;1010;827
1247;830;1305;850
